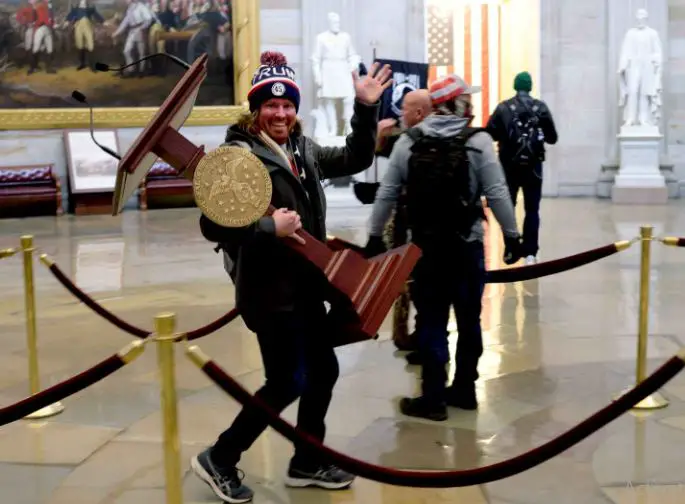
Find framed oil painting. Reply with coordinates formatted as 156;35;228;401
64;128;119;192
0;0;257;130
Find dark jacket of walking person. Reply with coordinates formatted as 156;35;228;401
486;71;558;264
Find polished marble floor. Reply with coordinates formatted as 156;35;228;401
3;192;685;503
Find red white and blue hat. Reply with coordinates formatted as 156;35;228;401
429;74;481;106
248;51;301;112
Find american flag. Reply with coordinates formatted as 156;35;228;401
427;2;501;127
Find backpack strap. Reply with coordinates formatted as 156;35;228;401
511;97;541;118
459;126;486;153
405;127;424;143
461;126;487;140
406;125;485;153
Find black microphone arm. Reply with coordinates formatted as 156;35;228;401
94;52;191;73
71;53;190;162
70;90;122;161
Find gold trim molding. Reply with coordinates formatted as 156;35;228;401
0;105;247;131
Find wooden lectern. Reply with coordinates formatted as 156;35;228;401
113;54;421;346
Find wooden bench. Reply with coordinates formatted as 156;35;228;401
138;160;195;210
0;164;64;218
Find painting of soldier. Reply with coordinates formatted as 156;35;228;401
0;0;234;108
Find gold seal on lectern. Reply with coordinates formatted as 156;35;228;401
193;146;272;227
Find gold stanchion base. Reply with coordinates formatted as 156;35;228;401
23;402;65;420
613;389;669;410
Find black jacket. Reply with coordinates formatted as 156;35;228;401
199;99;379;331
486;92;558;168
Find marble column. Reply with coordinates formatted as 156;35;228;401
538;0;561;196
405;0;426;63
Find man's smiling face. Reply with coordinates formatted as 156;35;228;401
257;98;297;144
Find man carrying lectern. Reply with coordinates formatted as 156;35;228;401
192;50;391;502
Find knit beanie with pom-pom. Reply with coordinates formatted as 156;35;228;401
248;51;300;112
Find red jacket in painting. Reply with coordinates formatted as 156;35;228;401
33;2;54;28
16;6;35;26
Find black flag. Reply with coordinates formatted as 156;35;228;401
374;58;429;121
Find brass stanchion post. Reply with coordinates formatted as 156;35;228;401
20;235;64;419
155;312;183;504
615;226;668;410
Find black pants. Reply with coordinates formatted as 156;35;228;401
409;241;486;404
210;302;339;469
504;163;543;257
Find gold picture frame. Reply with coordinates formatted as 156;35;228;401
0;106;247;130
0;0;260;131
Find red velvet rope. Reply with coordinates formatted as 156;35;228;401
328;236;625;284
42;239;627;344
665;238;685;247
46;262;149;338
44;261;239;341
186;308;239;341
193;351;684;487
0;354;126;426
486;243;621;283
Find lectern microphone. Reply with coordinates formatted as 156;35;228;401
70;90;122;161
93;53;191;73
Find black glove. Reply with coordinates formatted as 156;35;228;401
503;236;523;265
364;235;387;258
353;182;380;204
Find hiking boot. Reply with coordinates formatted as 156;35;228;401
446;385;478;410
284;462;355;490
190;448;253;503
399;396;448;421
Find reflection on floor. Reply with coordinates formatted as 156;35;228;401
3;195;685;503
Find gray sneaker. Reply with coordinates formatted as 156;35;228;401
284;463;355;490
190;448;254;503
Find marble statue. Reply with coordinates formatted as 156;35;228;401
617;8;663;128
311;12;360;137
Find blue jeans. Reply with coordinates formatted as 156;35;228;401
210;301;339;468
409;241;486;404
505;163;543;257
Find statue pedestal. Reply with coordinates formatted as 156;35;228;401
611;125;668;204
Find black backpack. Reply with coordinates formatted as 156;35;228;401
508;98;545;166
404;126;486;249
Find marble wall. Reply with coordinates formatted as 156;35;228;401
259;0;303;84
539;0;609;196
668;0;685;188
265;0;685;197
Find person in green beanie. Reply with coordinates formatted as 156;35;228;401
486;71;558;264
